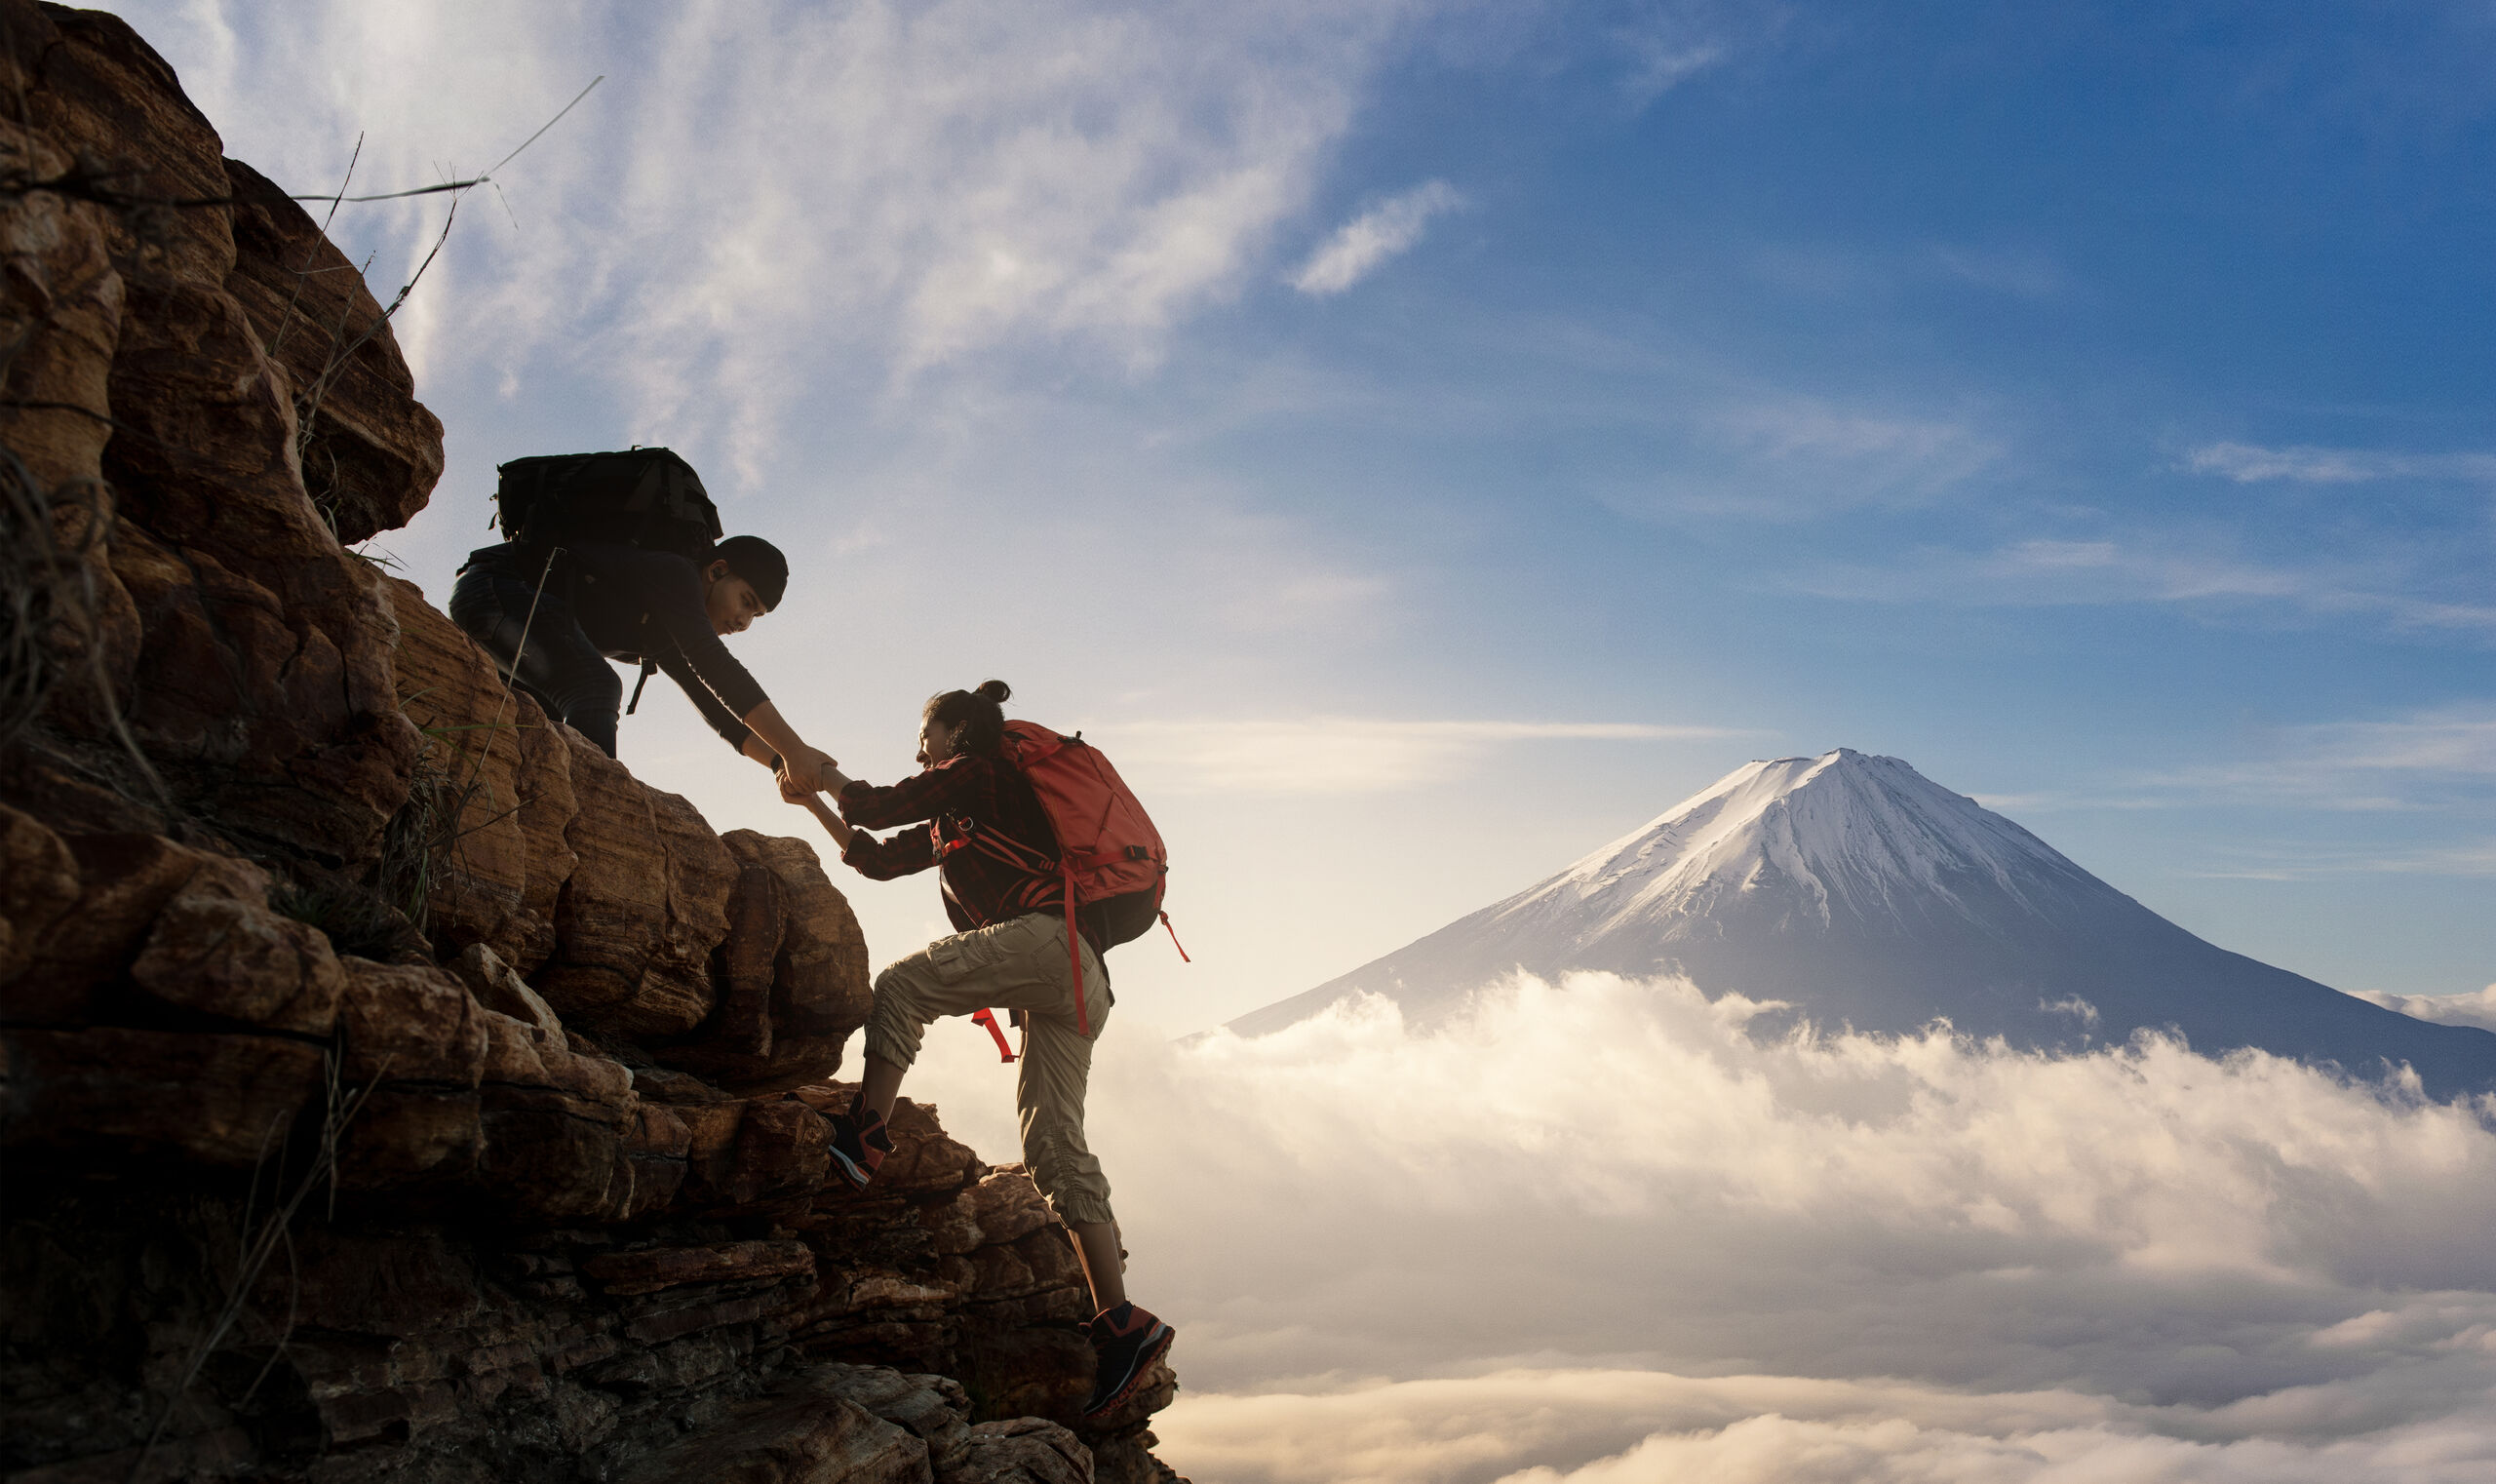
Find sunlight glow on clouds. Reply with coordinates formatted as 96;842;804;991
1292;179;1465;295
1158;1366;2496;1484
885;973;2496;1482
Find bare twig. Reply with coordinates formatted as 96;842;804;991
265;133;363;363
126;1048;391;1484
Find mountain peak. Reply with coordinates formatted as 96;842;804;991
1550;747;2087;940
1228;750;2496;1096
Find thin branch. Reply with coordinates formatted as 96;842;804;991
483;74;604;176
289;176;481;205
0;74;602;212
287;75;603;205
268;133;363;361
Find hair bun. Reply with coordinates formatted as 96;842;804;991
973;679;1011;704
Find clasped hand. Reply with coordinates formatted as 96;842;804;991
776;743;836;801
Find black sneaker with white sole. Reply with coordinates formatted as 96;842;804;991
826;1100;893;1191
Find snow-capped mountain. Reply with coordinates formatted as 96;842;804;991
1230;749;2496;1095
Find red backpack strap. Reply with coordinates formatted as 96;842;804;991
971;1007;1015;1063
1064;861;1089;1037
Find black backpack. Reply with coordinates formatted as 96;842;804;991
492;448;722;563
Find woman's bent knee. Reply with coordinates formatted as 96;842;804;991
863;956;947;1070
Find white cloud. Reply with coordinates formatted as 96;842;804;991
1217;569;1395;635
102;0;1438;472
2351;985;2496;1034
1154;1366;2496;1484
896;970;2496;1483
1291;179;1465;295
2184;442;2496;486
1607;0;1755;112
1623;397;2002;519
2275;712;2496;775
1107;718;1748;793
1932;244;2067;299
2134;708;2496;821
1786;538;2496;633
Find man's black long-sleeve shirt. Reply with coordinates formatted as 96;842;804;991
559;543;770;752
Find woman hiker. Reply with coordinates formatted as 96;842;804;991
782;680;1175;1422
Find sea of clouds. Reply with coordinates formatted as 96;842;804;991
909;973;2496;1483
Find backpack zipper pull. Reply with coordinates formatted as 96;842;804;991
1160;911;1191;963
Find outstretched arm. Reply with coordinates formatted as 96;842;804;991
743;698;833;788
793;789;853;849
784;773;937;880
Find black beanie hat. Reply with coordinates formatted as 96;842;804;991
712;534;789;611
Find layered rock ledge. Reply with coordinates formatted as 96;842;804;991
0;6;1179;1480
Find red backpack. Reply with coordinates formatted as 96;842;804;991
962;721;1184;1055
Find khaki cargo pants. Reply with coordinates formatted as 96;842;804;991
863;911;1114;1226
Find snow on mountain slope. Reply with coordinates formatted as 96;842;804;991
1506;748;2096;947
1229;750;2496;1096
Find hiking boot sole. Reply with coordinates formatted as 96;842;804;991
826;1142;878;1191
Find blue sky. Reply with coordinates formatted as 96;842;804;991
107;0;2496;1025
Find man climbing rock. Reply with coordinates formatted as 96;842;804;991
448;448;837;785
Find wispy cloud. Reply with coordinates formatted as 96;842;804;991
1621;397;2001;520
126;0;1443;471
2351;984;2496;1034
2272;712;2496;774
1607;0;1761;112
2178;840;2496;878
2184;442;2496;485
1109;718;1752;793
2022;707;2496;844
1931;243;2067;298
1217;570;1395;634
1292;180;1465;296
1787;538;2496;633
2141;709;2496;819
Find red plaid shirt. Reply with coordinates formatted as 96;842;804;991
837;754;1064;935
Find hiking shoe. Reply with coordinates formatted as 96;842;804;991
1081;1302;1174;1420
825;1101;893;1191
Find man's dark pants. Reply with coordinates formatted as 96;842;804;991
448;556;623;757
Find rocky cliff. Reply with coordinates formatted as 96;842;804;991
0;6;1180;1481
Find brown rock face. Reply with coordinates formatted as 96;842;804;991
130;871;347;1034
1;1;421;865
542;737;738;1037
0;6;1185;1482
384;575;579;973
220;158;445;546
0;803;79;983
655;829;874;1092
0;1025;324;1166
